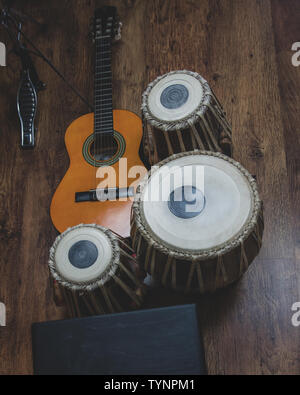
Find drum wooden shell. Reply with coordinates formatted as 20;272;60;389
49;224;144;318
131;151;264;294
142;70;233;166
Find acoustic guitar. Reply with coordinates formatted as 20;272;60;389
50;6;146;238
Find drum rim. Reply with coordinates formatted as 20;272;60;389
132;150;262;261
142;70;213;132
49;224;121;292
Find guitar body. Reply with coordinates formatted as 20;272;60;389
50;110;145;237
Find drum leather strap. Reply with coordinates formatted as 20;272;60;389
163;130;174;155
144;244;152;272
200;115;222;152
176;127;186;152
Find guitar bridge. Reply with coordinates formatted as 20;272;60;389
75;187;134;203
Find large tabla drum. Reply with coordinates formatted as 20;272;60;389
131;151;264;293
49;224;144;317
141;70;232;166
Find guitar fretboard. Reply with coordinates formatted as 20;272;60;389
94;37;113;139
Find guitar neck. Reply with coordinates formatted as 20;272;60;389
94;37;113;138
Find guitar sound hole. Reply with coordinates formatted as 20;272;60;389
90;136;119;161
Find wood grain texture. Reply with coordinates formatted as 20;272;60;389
0;0;299;375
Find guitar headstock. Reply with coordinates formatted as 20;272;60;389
92;6;122;42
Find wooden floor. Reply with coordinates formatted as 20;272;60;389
0;0;299;375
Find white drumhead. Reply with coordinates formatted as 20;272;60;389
53;225;113;284
140;154;254;251
147;72;204;122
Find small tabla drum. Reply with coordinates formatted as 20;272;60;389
131;151;264;293
49;224;144;318
141;70;233;166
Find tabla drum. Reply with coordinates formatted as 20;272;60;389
141;70;233;166
131;151;264;293
49;224;144;318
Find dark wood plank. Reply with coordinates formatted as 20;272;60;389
32;305;206;375
0;0;95;374
0;0;148;374
146;0;293;259
271;0;300;262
